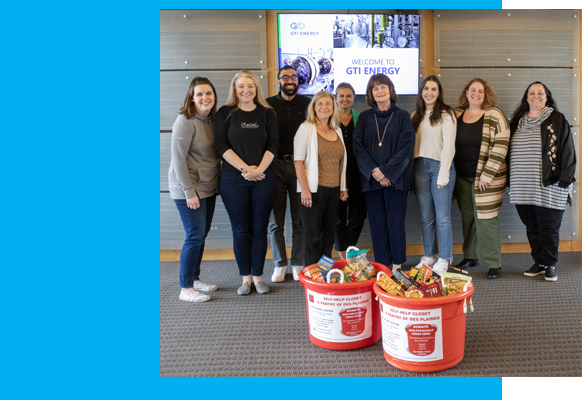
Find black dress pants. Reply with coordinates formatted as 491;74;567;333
515;204;565;267
299;186;340;267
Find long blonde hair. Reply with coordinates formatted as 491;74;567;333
305;91;339;130
224;70;271;109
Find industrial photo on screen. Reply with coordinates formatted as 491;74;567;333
278;13;420;95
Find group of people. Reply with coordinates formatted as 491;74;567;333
168;67;576;303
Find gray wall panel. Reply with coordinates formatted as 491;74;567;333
434;9;580;68
160;70;269;130
438;68;579;124
160;10;267;70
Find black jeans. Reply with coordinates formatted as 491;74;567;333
220;171;277;277
334;177;367;252
515;204;565;267
299;186;340;267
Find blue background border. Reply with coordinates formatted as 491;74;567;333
3;1;502;399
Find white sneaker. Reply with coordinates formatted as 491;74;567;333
415;256;436;269
271;266;287;282
193;281;218;292
292;266;302;281
431;258;450;273
179;288;210;303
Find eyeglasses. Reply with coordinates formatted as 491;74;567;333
279;75;298;82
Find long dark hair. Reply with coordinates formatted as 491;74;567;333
510;81;558;122
412;75;454;131
178;76;218;119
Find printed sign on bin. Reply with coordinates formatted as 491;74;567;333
404;324;438;356
379;300;443;362
306;289;372;342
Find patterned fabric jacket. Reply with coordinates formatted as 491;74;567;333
508;109;577;190
454;107;510;219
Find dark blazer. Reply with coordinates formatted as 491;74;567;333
352;104;415;192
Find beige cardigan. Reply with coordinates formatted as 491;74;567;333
454;107;510;219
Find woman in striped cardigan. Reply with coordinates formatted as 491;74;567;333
453;78;510;279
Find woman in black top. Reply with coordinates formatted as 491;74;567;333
333;82;367;259
214;70;279;295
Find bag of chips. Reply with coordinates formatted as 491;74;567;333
376;272;405;297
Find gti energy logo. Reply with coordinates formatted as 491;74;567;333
290;22;305;30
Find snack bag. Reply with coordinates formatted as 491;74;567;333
414;264;442;286
440;272;472;296
340;264;354;282
304;267;324;282
363;263;377;280
376;272;405;297
392;269;420;290
405;281;443;298
317;255;335;282
409;266;420;280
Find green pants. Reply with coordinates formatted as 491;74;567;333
454;176;501;270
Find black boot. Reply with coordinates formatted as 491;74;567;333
487;268;501;279
456;258;478;268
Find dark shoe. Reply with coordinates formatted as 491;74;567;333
524;263;546;277
456;258;479;268
487;268;501;279
544;265;557;281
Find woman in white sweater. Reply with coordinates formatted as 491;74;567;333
294;91;348;267
410;75;457;272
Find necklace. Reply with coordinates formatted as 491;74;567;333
318;123;329;135
374;113;393;147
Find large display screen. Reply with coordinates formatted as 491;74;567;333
278;13;420;95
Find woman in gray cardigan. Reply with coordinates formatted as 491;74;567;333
169;77;221;302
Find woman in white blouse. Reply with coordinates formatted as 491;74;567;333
294;91;348;267
410;75;457;272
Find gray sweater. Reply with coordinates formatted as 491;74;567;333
168;113;221;200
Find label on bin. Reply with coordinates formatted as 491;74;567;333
378;300;443;361
306;289;372;342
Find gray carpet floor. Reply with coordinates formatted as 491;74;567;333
160;252;581;377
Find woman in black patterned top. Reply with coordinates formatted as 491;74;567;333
508;82;577;282
214;70;279;295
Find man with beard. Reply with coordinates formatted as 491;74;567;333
266;66;311;282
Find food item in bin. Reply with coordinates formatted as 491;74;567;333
363;263;377;280
405;281;443;298
340;264;355;282
327;269;345;283
344;247;375;282
447;265;469;275
376;273;405;297
345;264;366;282
304;267;324;282
440;272;472;296
409;266;420;280
317;255;335;282
392;269;420;290
414;264;442;286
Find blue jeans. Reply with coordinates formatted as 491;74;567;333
174;195;217;288
220;171;277;277
414;158;456;260
364;186;408;267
